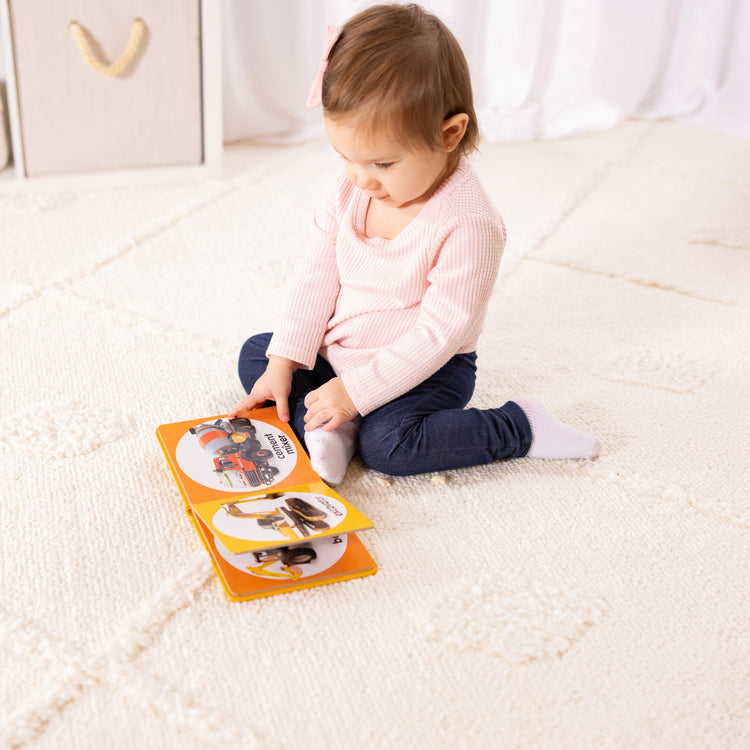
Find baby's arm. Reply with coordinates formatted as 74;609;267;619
228;356;298;422
342;215;503;416
232;186;343;423
265;181;342;369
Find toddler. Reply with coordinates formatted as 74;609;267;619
229;3;600;484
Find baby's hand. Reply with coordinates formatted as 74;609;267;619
303;377;358;432
228;356;297;422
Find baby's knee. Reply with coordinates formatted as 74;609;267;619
239;332;272;366
358;445;411;477
358;422;414;477
238;333;273;392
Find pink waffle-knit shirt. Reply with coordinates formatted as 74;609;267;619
266;157;506;416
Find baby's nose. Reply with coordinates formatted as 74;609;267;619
359;172;380;190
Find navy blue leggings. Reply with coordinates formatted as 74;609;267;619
238;333;532;477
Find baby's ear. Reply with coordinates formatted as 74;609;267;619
441;113;469;151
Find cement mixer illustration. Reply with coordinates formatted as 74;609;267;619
189;418;280;489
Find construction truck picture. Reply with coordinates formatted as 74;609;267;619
248;545;317;581
221;493;330;542
211;533;350;583
189;417;280;489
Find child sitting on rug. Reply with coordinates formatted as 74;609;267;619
229;3;601;484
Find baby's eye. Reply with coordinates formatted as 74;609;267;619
374;162;394;169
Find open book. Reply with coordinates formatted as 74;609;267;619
156;407;376;601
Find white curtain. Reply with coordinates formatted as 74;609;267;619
222;0;750;143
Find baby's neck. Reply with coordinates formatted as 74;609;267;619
365;161;458;239
365;197;423;239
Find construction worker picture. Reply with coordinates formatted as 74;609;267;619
212;491;348;545
214;534;349;582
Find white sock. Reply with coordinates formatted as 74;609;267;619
515;397;601;460
304;421;359;485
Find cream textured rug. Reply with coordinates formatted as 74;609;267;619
2;120;749;749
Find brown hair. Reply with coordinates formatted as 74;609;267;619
322;3;478;160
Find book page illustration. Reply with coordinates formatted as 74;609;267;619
189;508;377;600
214;534;350;582
175;416;299;491
211;490;349;546
156;408;376;600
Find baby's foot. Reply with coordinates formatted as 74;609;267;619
304;421;359;484
514;397;601;459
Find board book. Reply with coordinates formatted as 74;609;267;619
156;407;376;601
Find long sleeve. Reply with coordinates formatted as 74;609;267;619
339;213;504;415
266;159;506;417
265;185;342;368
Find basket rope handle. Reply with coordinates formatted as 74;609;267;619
69;18;146;77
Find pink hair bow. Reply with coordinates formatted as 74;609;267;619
306;24;339;109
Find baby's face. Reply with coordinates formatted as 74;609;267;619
324;116;451;211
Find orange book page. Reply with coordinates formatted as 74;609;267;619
157;407;374;553
192;480;374;554
155;407;319;506
188;510;377;601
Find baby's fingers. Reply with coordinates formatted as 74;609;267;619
303;407;329;432
304;409;346;432
320;412;347;432
228;392;263;418
273;392;290;423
